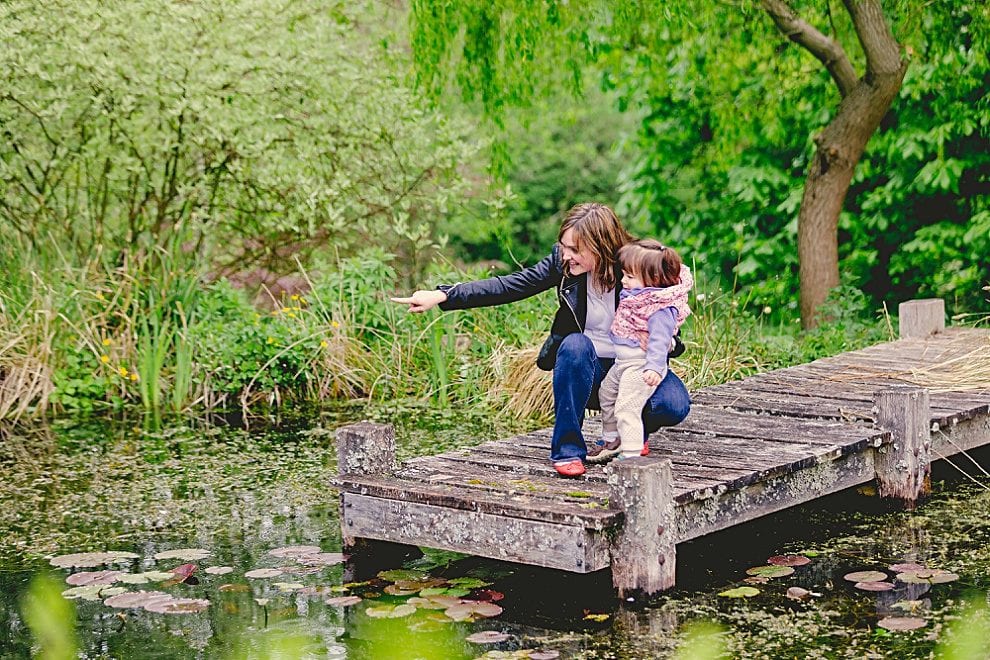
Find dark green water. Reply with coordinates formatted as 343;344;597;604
1;404;989;658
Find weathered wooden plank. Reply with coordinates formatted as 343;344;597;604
428;449;727;496
337;474;621;529
475;440;763;487
676;451;876;543
399;458;611;501
691;389;873;421
674;406;880;449
342;493;612;572
932;414;990;457
732;372;990;419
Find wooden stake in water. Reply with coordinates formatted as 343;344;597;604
608;457;676;597
873;386;931;508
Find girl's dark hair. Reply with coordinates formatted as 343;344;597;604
617;239;682;288
558;202;632;291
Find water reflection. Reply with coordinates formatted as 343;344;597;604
0;414;988;658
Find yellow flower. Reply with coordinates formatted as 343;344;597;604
320;340;329;349
267;336;275;344
290;294;299;301
286;312;296;319
102;338;112;346
100;355;110;363
130;373;138;382
118;366;128;377
95;292;105;301
331;320;340;329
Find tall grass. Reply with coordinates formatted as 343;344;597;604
0;242;897;425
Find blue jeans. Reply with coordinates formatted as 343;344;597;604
550;333;691;463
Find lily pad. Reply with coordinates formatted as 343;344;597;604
146;597;210;614
153;548;210;561
66;570;123;586
62;585;116;601
745;565;794;578
843;570;888;583
743;576;769;585
895;569;959;584
877;616;926;631
583;613;610;622
854;581;895;591
384;584;419;596
326;596;362;607
447;577;491;589
444;601;503;621
889;562;926;573
395;578;446;590
244;568;284;579
204;566;234;576
768;555;811;567
50;551;139;569
474;589;505;602
406;596;452;610
528;652;561;660
104;590;172;609
218;583;250;593
273;582;305;592
267;545;322;558
377;569;428;582
117;571;175;584
366;603;417;618
891;600;925;612
718;586;760;598
786;587;812;600
297;552;347;567
152;548;210;562
466;631;510;644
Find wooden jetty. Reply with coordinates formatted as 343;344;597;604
334;299;990;596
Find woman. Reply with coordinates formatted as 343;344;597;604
391;202;691;477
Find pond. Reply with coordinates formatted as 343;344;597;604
1;404;988;659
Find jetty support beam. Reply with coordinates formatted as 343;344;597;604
336;421;396;551
873;387;932;509
608;457;676;597
899;299;944;339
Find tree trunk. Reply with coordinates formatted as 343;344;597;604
797;75;904;326
762;0;907;328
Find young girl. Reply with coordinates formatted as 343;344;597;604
587;239;692;463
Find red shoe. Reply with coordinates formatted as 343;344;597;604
554;460;586;478
641;442;650;457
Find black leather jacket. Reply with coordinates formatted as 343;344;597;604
438;245;684;371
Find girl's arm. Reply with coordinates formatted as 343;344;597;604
643;307;679;380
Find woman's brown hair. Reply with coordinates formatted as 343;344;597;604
557;202;632;291
617;239;682;288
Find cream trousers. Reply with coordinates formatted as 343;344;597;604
598;357;660;456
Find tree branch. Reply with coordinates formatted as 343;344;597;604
842;0;903;77
760;0;858;97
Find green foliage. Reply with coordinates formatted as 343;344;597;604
443;87;637;267
615;2;990;316
21;573;78;660
0;0;475;272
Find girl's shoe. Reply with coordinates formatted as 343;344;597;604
641;441;650;456
586;438;621;464
553;459;586;478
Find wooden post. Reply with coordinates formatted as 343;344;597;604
608;457;676;598
336;422;396;550
873;387;931;509
898;299;944;339
336;421;396;477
